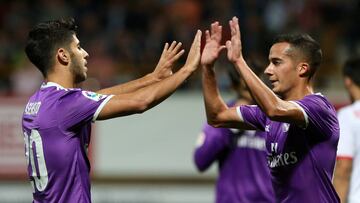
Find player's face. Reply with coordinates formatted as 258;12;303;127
69;34;89;83
264;42;299;97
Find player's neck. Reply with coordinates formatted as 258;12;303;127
282;84;313;101
46;69;76;89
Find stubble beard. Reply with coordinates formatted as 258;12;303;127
70;53;86;84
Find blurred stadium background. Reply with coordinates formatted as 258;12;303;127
0;0;359;202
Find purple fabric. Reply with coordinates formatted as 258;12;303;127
240;94;340;203
22;83;111;203
194;101;275;203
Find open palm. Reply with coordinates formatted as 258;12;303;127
201;22;226;66
226;17;243;63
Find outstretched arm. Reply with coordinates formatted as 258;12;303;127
97;41;184;95
226;16;305;126
97;31;202;120
201;22;254;129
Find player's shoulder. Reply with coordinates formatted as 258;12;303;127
301;93;330;104
41;82;109;102
300;93;335;109
338;101;360;119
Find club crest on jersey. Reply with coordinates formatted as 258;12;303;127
82;91;105;101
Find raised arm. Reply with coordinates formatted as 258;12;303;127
201;22;254;129
97;30;201;120
226;17;305;126
97;41;184;95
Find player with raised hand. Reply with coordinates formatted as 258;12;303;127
196;21;274;202
22;18;201;203
201;17;340;202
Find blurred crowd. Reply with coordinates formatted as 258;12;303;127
0;0;359;96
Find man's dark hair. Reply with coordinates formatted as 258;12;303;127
25;18;78;77
273;33;322;80
343;56;360;86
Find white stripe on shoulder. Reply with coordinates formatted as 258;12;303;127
236;106;244;122
92;95;114;122
289;101;308;129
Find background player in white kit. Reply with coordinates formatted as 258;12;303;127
334;57;360;203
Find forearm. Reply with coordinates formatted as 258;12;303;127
334;160;352;203
334;178;349;203
202;65;228;124
234;59;280;116
134;67;192;110
97;73;160;95
333;176;350;203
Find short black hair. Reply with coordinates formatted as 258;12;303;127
343;56;360;86
25;18;78;77
273;33;322;80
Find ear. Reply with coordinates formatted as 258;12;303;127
57;48;70;65
297;62;310;77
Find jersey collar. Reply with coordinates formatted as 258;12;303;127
41;82;66;90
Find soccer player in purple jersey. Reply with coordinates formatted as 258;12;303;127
201;17;340;202
194;64;275;203
22;18;201;202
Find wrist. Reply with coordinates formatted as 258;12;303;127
234;57;247;68
201;63;215;70
147;73;162;82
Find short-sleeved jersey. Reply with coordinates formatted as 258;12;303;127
194;101;275;203
237;93;340;203
337;101;360;203
22;82;113;203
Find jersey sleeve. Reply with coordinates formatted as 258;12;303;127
59;90;113;129
294;94;339;138
337;109;355;158
193;124;230;171
237;105;267;131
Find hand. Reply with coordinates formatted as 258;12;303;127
183;30;202;72
201;22;226;67
152;41;184;81
226;16;244;63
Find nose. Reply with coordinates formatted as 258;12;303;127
83;49;89;58
264;64;273;76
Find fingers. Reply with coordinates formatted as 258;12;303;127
226;40;232;51
229;16;240;38
191;30;202;48
161;41;183;60
209;22;222;42
205;30;210;43
211;22;218;37
219;45;226;52
169;41;177;51
172;42;182;53
162;42;169;53
170;49;185;63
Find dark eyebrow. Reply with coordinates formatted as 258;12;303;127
269;57;282;62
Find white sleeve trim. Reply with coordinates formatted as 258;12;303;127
92;95;114;122
290;101;308;129
236;106;244;122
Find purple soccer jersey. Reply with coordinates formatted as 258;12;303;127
194;101;275;203
22;82;113;203
238;93;340;202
